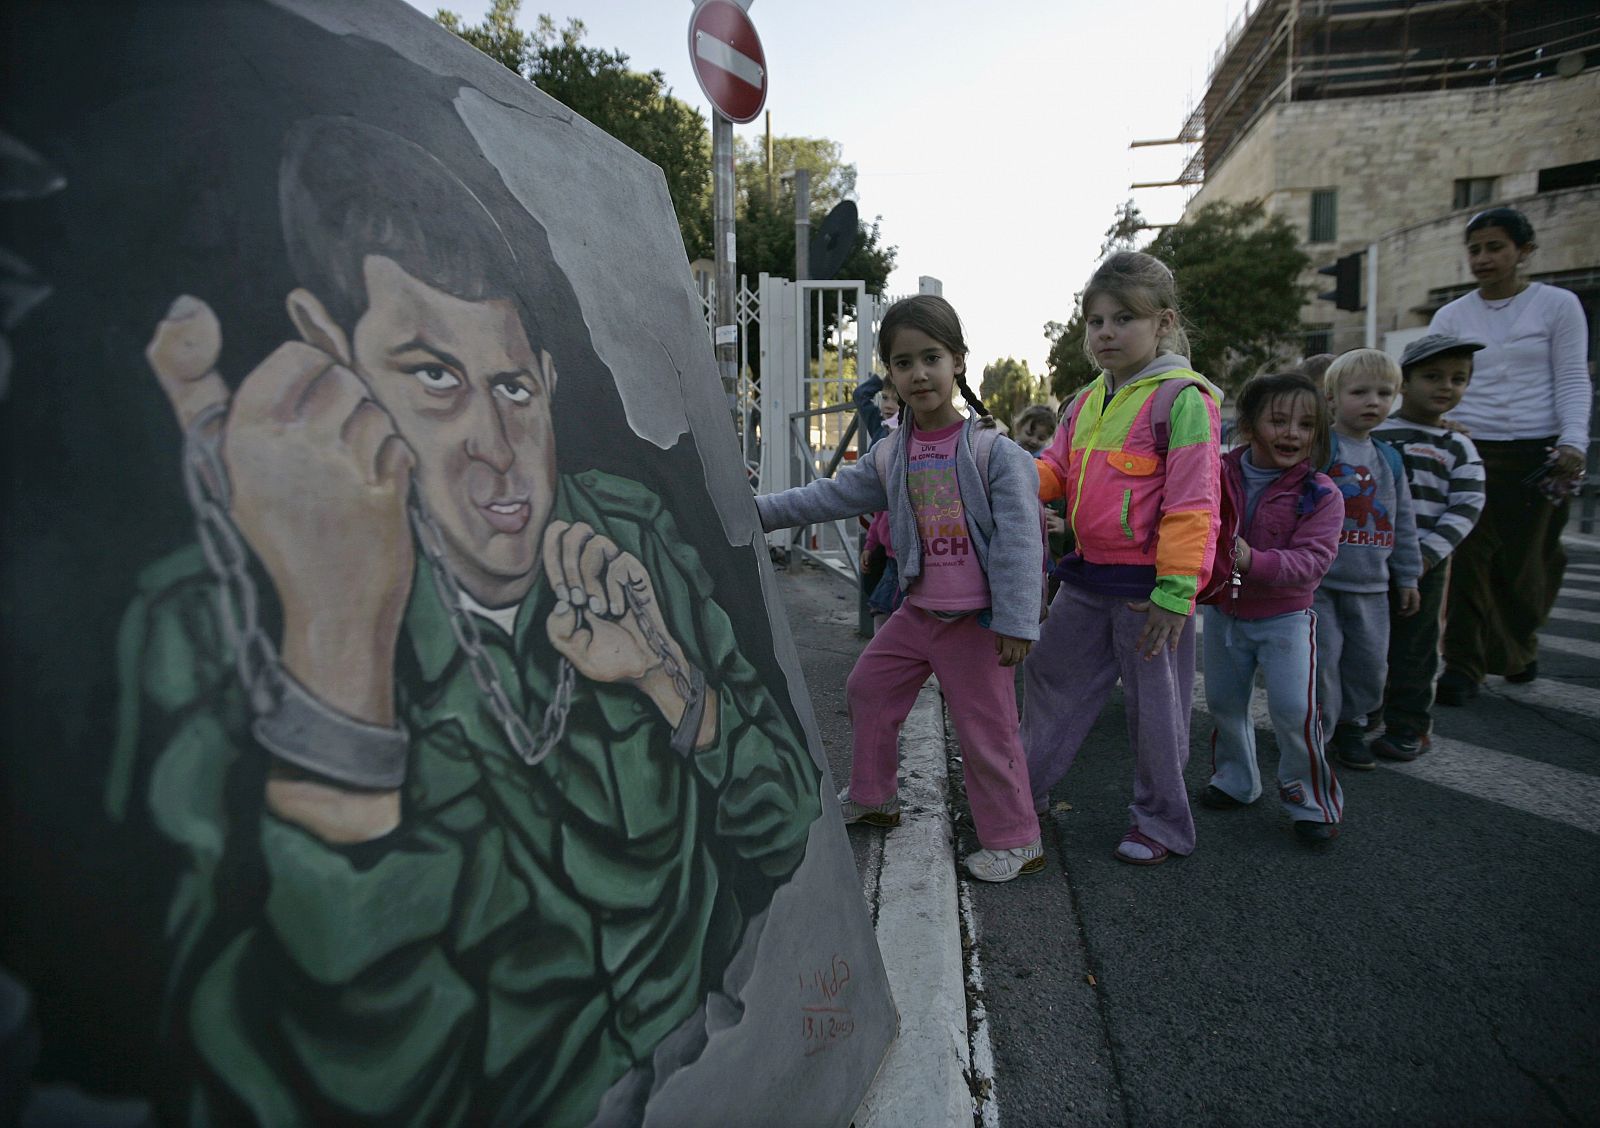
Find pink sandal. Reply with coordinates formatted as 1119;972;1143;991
1114;827;1170;866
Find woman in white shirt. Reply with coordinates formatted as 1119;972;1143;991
1429;207;1591;701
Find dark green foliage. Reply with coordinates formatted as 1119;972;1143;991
1045;198;1311;396
1145;199;1311;389
979;357;1044;430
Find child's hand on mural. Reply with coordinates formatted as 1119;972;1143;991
145;294;418;728
543;520;716;746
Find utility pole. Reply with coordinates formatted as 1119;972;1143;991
713;114;738;426
765;110;774;206
793;167;810;281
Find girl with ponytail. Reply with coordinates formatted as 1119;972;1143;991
756;295;1049;883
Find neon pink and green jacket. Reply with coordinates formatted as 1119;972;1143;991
1036;356;1223;616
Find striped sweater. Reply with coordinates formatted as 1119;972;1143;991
1372;417;1485;570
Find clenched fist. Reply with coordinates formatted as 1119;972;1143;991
145;295;416;726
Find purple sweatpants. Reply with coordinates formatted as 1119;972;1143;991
1022;582;1198;855
847;605;1040;850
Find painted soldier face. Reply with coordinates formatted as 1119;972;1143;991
350;254;556;608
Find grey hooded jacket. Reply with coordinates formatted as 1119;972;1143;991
754;416;1044;641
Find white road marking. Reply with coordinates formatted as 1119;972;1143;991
1487;677;1600;720
1384;736;1600;836
1554;588;1600;605
959;876;1002;1128
1539;633;1600;661
1546;606;1600;626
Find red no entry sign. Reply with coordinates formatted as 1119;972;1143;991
688;0;767;124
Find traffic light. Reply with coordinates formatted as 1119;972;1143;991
1318;252;1362;312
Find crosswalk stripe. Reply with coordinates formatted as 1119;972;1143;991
1555;588;1600;605
1539;633;1600;661
1487;678;1600;721
1547;606;1600;626
1383;736;1600;836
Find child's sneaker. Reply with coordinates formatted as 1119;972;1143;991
1331;723;1374;771
963;838;1045;883
1293;820;1340;849
1372;729;1429;762
837;787;900;828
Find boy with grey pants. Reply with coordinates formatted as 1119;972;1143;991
1316;350;1422;771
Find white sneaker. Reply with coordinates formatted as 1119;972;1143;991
963;838;1045;883
837;787;900;828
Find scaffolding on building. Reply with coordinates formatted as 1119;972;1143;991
1134;0;1600;190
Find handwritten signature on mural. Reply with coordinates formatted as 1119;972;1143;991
799;954;855;1057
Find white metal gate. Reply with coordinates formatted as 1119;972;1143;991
761;279;876;580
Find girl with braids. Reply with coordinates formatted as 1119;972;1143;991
1023;253;1224;866
758;296;1048;882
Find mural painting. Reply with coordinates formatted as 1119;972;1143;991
0;1;893;1124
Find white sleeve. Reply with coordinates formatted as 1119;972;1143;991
1548;289;1592;453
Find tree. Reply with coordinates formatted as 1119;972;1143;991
728;135;896;383
734;136;856;213
979;357;1043;429
1044;311;1096;402
1145;199;1310;388
1099;199;1147;258
730;132;892;292
1044;198;1310;396
437;2;712;258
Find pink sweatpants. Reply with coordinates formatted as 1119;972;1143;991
846;605;1041;850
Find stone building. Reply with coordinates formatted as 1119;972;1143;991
1143;0;1599;360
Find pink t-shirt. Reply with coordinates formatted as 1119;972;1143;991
905;421;990;612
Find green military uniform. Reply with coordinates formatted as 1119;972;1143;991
109;469;822;1126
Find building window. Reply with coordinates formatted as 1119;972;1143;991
1309;189;1337;244
1538;160;1600;193
1453;177;1496;210
1304;328;1332;356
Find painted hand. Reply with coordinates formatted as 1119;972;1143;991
543;520;701;731
145;294;415;726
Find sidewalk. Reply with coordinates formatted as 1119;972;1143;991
771;560;970;1127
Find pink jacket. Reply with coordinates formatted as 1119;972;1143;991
1219;449;1343;620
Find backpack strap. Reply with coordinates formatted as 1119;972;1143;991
1374;437;1405;482
972;425;998;491
1148;377;1206;452
871;429;896;495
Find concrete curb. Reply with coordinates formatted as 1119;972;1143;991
855;679;970;1128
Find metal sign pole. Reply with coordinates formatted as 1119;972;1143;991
713;111;739;431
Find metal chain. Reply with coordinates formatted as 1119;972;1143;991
181;406;693;768
407;495;565;766
621;582;693;704
184;404;282;716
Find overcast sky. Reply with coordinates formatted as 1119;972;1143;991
403;0;1242;376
